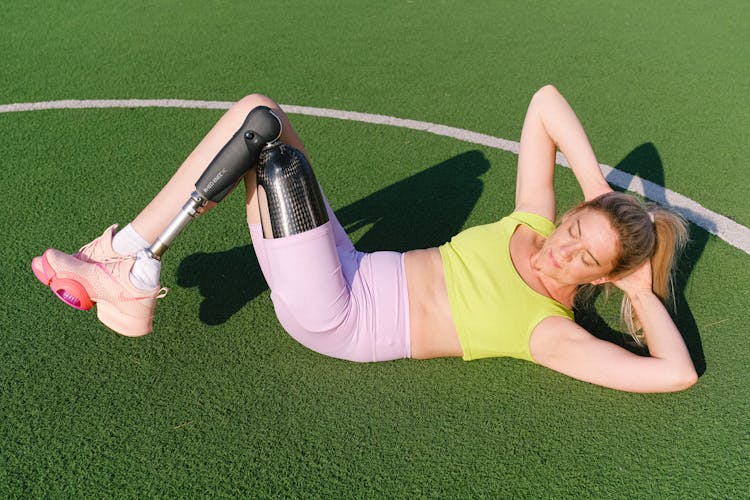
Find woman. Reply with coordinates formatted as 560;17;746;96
32;85;697;393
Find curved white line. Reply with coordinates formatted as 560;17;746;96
2;98;748;255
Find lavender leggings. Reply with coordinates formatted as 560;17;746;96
248;199;411;362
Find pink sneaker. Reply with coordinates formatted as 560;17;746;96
33;248;167;337
31;225;122;284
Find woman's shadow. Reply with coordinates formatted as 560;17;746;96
574;143;707;376
176;150;490;325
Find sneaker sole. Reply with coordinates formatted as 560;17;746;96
33;251;152;337
39;251;94;310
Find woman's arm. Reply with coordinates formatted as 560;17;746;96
530;262;698;393
515;85;613;220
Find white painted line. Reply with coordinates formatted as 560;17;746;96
2;98;748;255
0;99;235;112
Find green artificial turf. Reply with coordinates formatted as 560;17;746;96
2;1;749;497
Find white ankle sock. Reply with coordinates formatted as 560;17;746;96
130;249;162;290
112;223;150;256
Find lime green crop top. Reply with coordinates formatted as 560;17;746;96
439;211;574;362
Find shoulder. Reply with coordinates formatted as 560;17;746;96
513;204;556;223
508;210;557;238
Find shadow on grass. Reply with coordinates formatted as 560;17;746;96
574;143;707;376
177;150;490;325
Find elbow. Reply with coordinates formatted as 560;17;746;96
681;369;699;390
668;366;699;392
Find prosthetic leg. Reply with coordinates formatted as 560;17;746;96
33;105;331;336
146;105;329;259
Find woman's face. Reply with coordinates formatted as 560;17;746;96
536;208;620;286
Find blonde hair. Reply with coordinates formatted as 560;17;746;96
569;192;688;344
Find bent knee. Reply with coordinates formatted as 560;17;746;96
235;93;280;113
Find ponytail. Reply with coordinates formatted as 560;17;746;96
649;206;688;304
620;205;688;342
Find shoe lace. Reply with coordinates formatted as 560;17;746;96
77;239;132;265
76;237;103;259
99;254;132;265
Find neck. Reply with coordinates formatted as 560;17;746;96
530;249;578;307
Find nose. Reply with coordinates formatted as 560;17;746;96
559;241;580;261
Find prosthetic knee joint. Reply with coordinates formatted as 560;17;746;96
145;105;328;259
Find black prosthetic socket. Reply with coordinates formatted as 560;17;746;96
257;143;329;238
196;106;281;203
145;106;282;259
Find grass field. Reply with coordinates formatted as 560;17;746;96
2;1;749;497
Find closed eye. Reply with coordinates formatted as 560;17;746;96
569;223;589;264
577;218;601;266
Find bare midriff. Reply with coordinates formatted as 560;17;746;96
403;248;463;359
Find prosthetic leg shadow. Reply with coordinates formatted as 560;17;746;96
176;150;490;325
573;143;707;375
